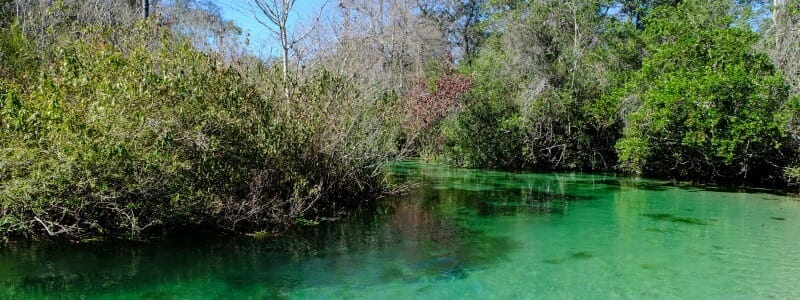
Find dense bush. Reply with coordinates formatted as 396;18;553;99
438;47;527;169
431;0;800;186
0;23;403;240
615;1;798;184
437;1;636;171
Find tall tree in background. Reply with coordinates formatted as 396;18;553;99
310;0;446;93
164;1;244;59
614;0;683;29
764;0;800;181
245;0;327;96
767;0;799;95
442;0;631;169
251;0;294;94
417;0;487;62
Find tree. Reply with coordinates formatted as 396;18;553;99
244;0;327;96
308;0;447;94
616;0;794;183
0;0;12;28
162;1;244;60
417;0;488;62
443;0;631;170
766;0;799;95
613;0;683;29
251;0;294;94
765;0;800;182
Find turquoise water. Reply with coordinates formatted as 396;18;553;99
2;162;800;299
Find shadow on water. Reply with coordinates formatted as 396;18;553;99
391;161;603;219
0;236;312;298
641;213;710;225
385;163;613;275
0;194;522;297
369;197;522;283
543;251;595;265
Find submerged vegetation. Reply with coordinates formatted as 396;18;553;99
1;0;800;240
641;213;710;225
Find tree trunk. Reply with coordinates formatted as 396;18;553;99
281;27;289;97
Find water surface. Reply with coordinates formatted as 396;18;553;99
2;162;800;299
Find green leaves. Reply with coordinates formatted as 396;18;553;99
0;19;409;239
616;0;794;182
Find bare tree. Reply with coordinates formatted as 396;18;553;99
9;0;143;47
309;0;447;93
416;0;486;62
764;0;800;147
251;0;295;92
243;0;328;96
767;0;799;95
774;0;785;20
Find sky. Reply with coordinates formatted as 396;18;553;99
215;0;328;58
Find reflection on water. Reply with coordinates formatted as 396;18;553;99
2;161;800;299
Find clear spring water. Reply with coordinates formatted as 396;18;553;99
2;162;800;299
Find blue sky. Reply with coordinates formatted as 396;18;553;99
215;0;327;58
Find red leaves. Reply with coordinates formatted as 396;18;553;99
404;73;473;131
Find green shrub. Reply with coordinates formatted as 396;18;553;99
438;48;527;169
616;1;796;183
0;24;403;240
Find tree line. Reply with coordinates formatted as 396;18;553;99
1;0;799;240
405;0;799;186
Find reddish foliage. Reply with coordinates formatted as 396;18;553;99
404;72;473;131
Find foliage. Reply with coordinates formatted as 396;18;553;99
438;0;637;170
438;44;526;169
403;62;474;158
787;166;800;183
615;0;796;183
0;23;403;240
4;0;800;241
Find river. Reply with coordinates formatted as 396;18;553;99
2;161;799;299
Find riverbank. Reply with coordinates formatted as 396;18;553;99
2;163;799;298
